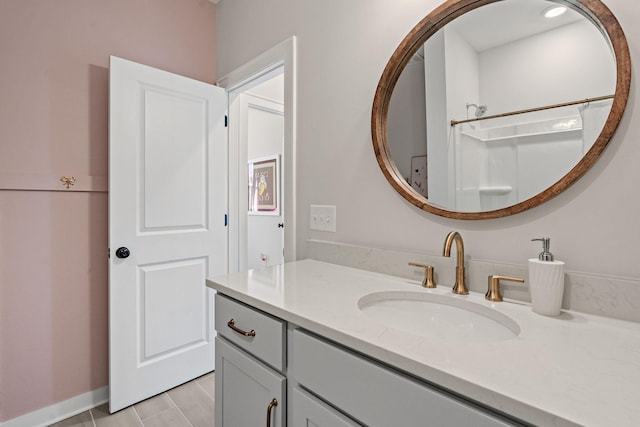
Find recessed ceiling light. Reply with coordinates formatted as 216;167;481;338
544;6;567;18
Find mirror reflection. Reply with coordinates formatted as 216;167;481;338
387;0;616;213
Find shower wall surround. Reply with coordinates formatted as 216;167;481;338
453;109;608;212
307;240;640;323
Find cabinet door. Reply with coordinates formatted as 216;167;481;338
215;337;285;427
292;387;362;427
292;330;520;427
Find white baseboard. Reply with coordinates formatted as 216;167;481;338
0;386;108;427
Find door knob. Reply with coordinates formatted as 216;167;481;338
115;247;130;259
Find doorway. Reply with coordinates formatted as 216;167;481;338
218;37;297;273
242;85;285;270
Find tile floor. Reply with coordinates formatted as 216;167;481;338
49;372;215;427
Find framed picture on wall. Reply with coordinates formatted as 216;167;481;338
410;155;427;197
248;155;280;215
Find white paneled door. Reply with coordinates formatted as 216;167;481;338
108;57;227;412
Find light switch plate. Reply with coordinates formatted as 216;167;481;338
310;205;336;232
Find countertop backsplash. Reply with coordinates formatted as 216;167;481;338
307;239;640;323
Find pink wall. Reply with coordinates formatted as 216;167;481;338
0;0;216;422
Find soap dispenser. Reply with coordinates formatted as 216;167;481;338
529;238;565;316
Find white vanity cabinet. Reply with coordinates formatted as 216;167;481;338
214;293;524;427
215;295;286;427
208;260;640;426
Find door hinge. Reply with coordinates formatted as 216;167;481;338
224;115;228;127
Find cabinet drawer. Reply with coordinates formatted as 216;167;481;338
292;329;520;427
215;294;285;371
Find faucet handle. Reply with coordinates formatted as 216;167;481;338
485;275;525;302
408;262;437;288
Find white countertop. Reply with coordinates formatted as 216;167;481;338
206;259;640;426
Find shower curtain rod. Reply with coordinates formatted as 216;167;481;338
450;94;614;126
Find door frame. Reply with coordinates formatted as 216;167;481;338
217;37;297;273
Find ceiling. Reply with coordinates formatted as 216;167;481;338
449;0;584;52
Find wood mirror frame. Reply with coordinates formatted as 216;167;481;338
371;0;631;220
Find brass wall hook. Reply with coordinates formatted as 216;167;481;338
60;176;76;189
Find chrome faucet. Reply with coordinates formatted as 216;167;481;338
442;231;469;295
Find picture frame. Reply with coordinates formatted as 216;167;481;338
248;155;280;215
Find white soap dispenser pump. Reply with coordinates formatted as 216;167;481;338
529;238;565;316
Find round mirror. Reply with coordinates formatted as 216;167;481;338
372;0;630;219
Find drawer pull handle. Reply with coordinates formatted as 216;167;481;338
227;319;256;337
266;398;278;427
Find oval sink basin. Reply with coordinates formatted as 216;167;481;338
358;291;520;343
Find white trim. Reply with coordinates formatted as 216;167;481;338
218;36;297;273
217;37;294;91
0;386;108;427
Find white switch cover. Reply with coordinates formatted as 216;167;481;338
310;205;336;232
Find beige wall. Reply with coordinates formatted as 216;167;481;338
0;0;216;422
216;0;640;279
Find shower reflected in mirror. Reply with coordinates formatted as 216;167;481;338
466;103;488;118
375;0;630;219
